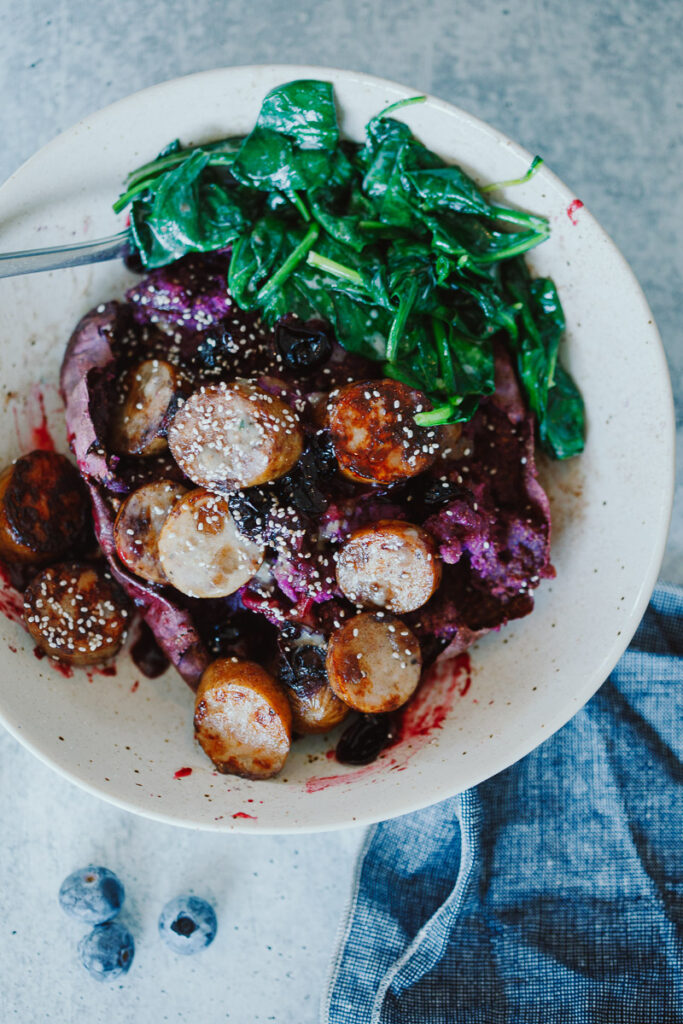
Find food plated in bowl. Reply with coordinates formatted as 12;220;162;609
0;66;673;830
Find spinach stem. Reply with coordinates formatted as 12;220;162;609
488;206;549;233
375;94;428;121
415;403;455;426
306;250;364;286
433;318;456;393
480;156;544;193
386;278;418;363
114;150;236;214
467;229;549;263
289;191;311;222
256;224;320;305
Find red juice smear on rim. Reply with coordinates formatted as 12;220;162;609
305;761;390;794
567;199;584;225
0;563;25;625
391;652;471;744
307;652;473;793
49;659;73;679
31;392;56;452
11;384;60;453
174;767;193;779
232;812;257;820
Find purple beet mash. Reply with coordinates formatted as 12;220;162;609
59;252;553;689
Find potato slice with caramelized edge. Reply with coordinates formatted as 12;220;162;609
23;562;130;666
114;480;188;585
167;380;303;491
194;658;292;778
0;451;89;565
326;612;422;713
109;359;182;456
158;489;264;598
287;683;350;735
328;380;442;484
336;519;441;614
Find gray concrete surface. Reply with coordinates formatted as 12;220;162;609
1;1;681;1021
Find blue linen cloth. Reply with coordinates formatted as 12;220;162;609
324;582;683;1024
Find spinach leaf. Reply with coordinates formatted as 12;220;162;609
129;153;250;268
232;80;339;193
254;79;339;150
502;259;585;459
227;215;287;309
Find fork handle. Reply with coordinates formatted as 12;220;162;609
0;229;131;279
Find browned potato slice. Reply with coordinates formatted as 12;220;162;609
23;562;130;666
0;451;89;565
287;684;350;735
328;380;442;484
336;519;441;614
157;489;264;598
326;612;422;713
167;380;304;491
113;480;188;585
109;359;182;456
194;658;292;778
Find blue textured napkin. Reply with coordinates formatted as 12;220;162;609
324;583;683;1024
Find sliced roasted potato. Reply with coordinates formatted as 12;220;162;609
23;562;130;666
157;488;264;598
287;683;350;735
336;519;441;614
167;380;304;491
109;359;183;456
328;379;442;484
113;480;188;585
194;658;292;778
326;612;422;713
0;451;89;565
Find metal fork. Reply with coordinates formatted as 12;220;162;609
0;230;131;279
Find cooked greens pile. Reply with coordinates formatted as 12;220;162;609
114;80;584;458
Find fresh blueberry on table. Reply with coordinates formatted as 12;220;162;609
58;866;124;924
158;896;217;955
78;921;134;980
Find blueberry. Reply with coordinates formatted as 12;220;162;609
274;318;332;372
78;921;134;980
336;713;397;765
158;896;217;955
58;866;124;924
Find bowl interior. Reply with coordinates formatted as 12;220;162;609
0;65;673;832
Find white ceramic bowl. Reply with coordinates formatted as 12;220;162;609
0;66;674;832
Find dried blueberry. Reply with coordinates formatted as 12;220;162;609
336;713;396;765
421;479;466;509
278;435;335;518
228;487;274;543
275;319;332;372
59;866;125;924
193;327;238;375
158;896;217;955
207;611;273;661
291;645;327;693
278;628;329;696
78;921;134;980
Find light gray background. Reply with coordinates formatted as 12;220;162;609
1;1;681;1021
